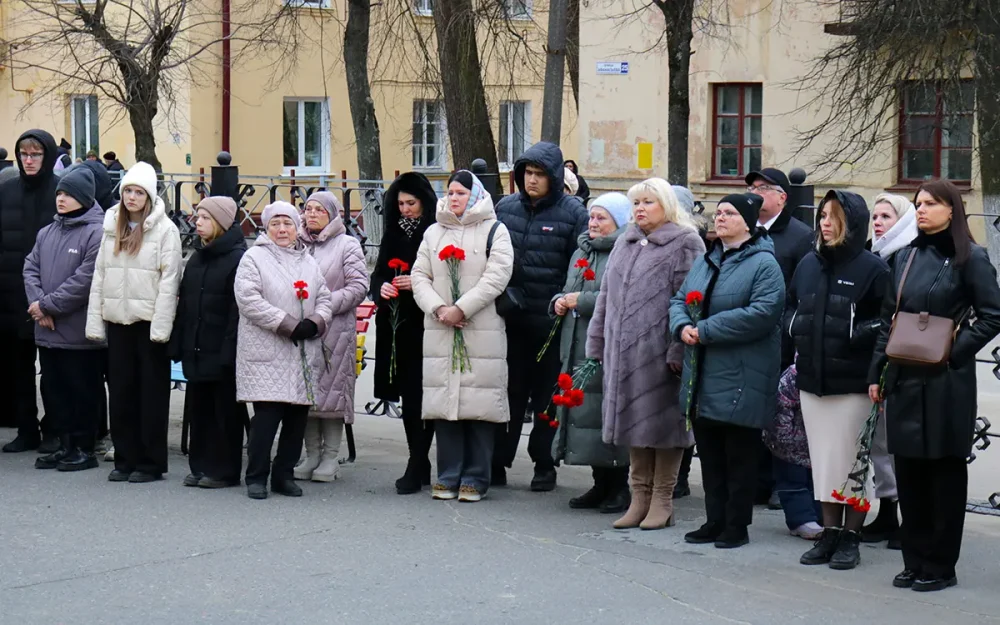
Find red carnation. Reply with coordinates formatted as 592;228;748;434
538;412;550;422
574;258;590;269
298;290;309;300
857;499;872;513
388;258;410;272
831;490;845;502
557;373;573;391
846;496;859;507
567;389;585;407
294;280;308;290
582;268;596;281
685;291;704;307
453;247;466;261
549;419;560;428
552;394;566;407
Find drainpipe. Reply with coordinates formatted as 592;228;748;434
221;0;231;152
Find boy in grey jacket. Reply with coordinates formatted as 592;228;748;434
23;165;106;471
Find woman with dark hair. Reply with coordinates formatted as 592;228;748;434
869;179;1000;592
371;173;438;494
564;160;590;203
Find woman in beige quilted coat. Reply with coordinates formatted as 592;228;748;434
293;192;369;483
86;162;182;484
411;170;513;502
235;201;334;500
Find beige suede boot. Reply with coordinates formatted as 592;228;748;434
613;447;654;529
640;448;683;530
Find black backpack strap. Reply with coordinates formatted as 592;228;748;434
486;221;501;258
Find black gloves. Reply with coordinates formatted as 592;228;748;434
290;319;319;343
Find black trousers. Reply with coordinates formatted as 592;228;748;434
494;332;561;470
245;402;308;486
37;348;103;452
896;455;967;579
400;382;434;464
693;417;761;532
107;322;171;475
0;334;39;438
185;380;246;483
677;446;694;486
98;350;109;439
593;466;628;490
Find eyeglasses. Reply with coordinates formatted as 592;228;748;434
303;207;328;215
715;209;742;219
19;152;44;161
747;184;782;194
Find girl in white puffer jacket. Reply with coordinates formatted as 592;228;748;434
86;162;182;483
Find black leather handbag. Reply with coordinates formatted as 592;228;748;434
486;221;524;317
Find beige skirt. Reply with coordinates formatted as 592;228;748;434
800;392;874;504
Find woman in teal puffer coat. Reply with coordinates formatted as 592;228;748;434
550;193;632;514
669;193;785;549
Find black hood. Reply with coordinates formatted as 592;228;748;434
80;160;115;210
196;222;247;258
513;141;566;210
382;172;437;237
15;129;58;188
819;189;870;263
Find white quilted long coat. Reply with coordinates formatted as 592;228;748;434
234;234;334;406
411;194;514;423
298;215;369;422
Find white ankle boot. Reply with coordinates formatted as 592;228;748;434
293;418;323;480
312;419;344;482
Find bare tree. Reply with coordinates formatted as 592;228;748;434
3;0;299;170
541;0;568;143
344;0;383;182
794;0;1000;268
566;0;580;109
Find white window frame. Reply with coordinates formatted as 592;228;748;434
70;95;99;160
502;0;532;20
284;0;331;8
282;97;331;175
498;100;531;172
412;100;448;171
413;0;432;15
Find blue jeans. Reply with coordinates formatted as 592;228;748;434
772;456;821;530
436;420;494;492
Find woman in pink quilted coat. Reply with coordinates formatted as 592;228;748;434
235;202;334;500
293;192;369;483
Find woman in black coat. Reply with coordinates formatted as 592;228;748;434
371;172;438;494
788;190;888;571
170;197;248;489
869;179;1000;592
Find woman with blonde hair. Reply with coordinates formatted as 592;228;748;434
587;178;704;530
86;162;182;483
788;190;888;570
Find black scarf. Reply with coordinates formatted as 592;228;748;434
398;216;421;238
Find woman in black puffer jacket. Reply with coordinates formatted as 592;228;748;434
170;197;248;489
869;179;1000;592
786;190;888;571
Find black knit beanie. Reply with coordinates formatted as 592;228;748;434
57;165;96;210
719;193;763;231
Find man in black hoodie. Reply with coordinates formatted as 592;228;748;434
494;141;588;491
0;130;59;451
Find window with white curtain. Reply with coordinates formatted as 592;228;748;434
70;95;100;160
282;98;330;173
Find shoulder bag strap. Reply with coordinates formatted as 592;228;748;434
486;221;500;259
893;249;917;319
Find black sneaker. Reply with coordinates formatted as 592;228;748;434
108;469;131;482
272;481;303;497
892;569;918;588
2;436;41;453
530;467;557;492
599;487;631;514
198;477;238;489
183;473;204;487
801;528;842;565
715;528;750;549
685;523;723;544
912;575;957;592
829;530;861;570
56;449;99;472
35;448;71;470
247;483;268;500
37;436;61;455
767;492;783;511
569;485;608;509
128;471;162;483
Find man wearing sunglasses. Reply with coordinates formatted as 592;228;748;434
0;129;59;452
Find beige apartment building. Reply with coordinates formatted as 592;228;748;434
576;0;984;234
0;0;578;185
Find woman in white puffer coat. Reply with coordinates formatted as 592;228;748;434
86;161;182;483
235;201;334;500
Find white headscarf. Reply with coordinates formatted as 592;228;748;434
871;193;918;259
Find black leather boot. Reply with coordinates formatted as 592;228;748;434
861;498;900;543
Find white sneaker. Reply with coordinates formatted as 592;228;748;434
432;484;458;500
458;485;483;502
104;446;115;462
791;522;824;540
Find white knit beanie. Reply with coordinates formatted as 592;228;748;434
119;162;158;203
262;201;302;230
563;168;579;195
